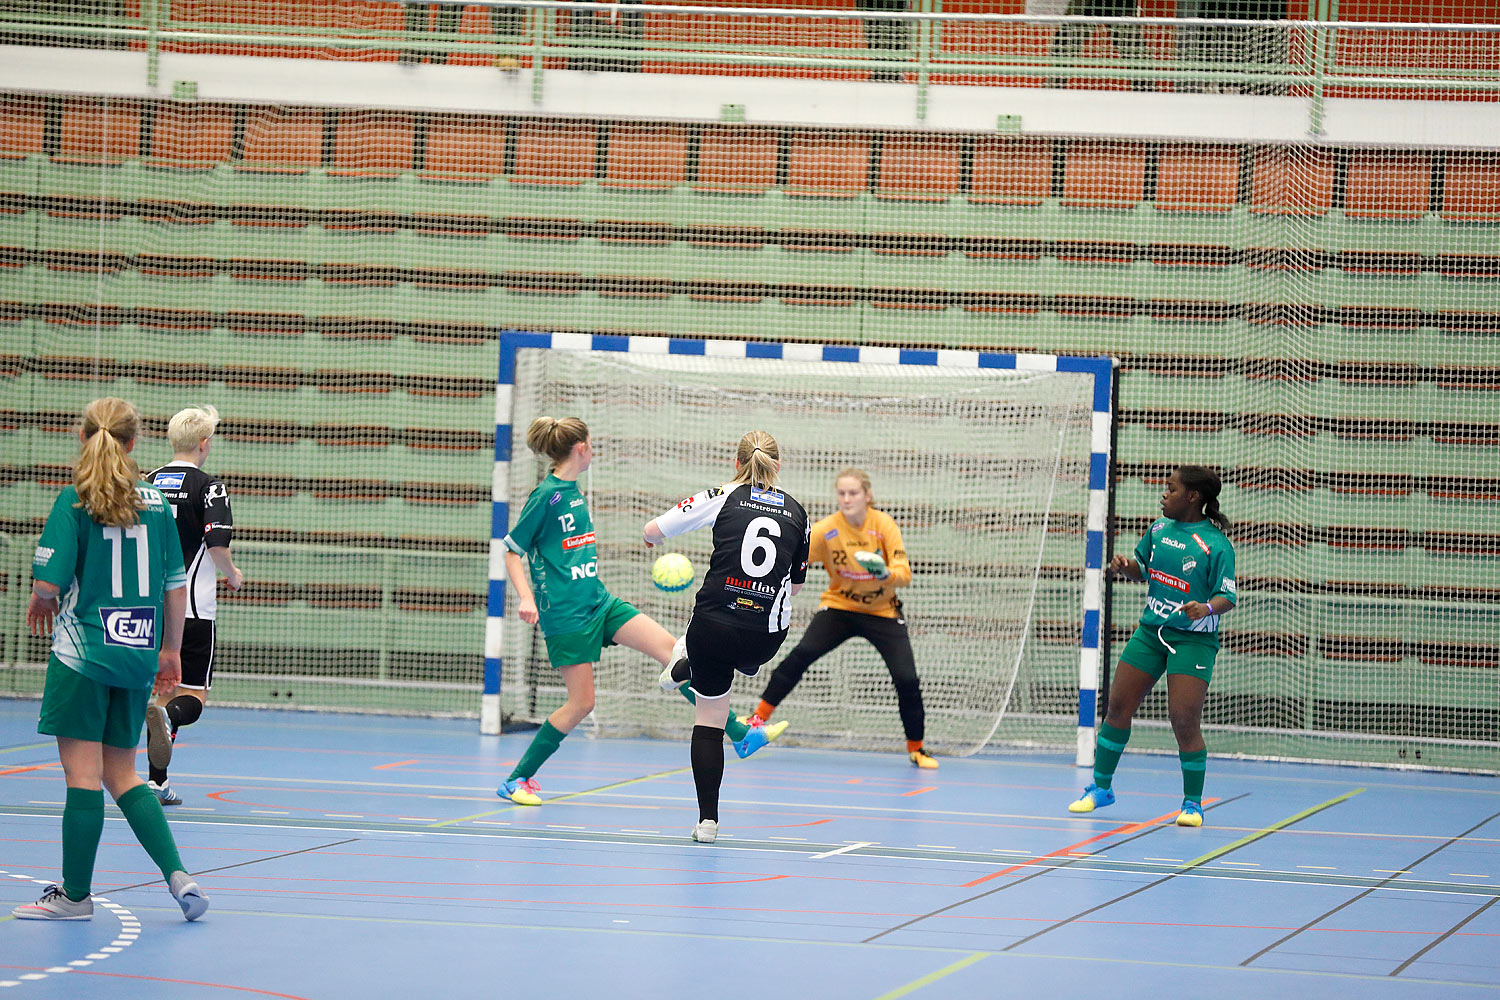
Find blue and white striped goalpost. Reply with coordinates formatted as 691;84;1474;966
486;331;1117;766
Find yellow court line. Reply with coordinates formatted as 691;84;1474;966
871;952;990;1000
428;765;691;828
1179;788;1365;872
0;743;53;756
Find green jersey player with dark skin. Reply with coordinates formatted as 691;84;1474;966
497;417;777;806
1068;465;1237;828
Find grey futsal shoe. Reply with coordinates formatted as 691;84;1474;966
146;704;173;770
13;884;93;920
169;871;209;921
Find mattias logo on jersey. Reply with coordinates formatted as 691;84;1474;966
99;607;156;648
726;576;776;596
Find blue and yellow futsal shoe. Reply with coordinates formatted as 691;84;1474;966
739;715;789;744
732;725;770;759
498;776;542;806
1067;783;1116;813
1176;799;1204;827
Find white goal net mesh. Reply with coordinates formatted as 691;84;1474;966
499;347;1096;755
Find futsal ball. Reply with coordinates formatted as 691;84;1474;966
651;552;695;593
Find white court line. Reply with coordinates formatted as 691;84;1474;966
810;841;874;860
0;869;139;991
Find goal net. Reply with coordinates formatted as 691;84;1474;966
491;335;1110;756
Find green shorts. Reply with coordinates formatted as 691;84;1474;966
543;596;642;668
37;656;150;749
1118;625;1220;684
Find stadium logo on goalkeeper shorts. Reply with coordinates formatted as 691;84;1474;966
100;607;156;648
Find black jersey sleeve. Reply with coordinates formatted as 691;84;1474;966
202;478;234;548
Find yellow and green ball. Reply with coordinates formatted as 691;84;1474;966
651;552;695;593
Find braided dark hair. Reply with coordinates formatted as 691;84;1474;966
1177;465;1230;530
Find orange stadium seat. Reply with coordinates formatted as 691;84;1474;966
603;125;689;190
877;135;962;201
149;103;234;169
1441;153;1500;223
239;107;327;173
56;98;142;165
1156;143;1241;213
1344;151;1432;220
786;130;870;198
693;126;777;194
1061;140;1147;209
510;120;598;185
421;116;507;182
0;96;46;159
331;111;416;177
969;137;1051;206
1250;147;1335;216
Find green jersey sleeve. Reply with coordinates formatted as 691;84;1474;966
33;489;82;589
1208;535;1237;606
503;485;549;557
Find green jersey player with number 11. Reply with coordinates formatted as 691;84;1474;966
1068;465;1237;828
13;398;207;922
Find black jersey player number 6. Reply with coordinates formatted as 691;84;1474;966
740;517;782;577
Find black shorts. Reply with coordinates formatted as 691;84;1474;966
685;616;786;699
180;618;216;690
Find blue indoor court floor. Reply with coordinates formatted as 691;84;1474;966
0;698;1497;1000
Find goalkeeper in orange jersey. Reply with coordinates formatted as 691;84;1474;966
750;468;936;768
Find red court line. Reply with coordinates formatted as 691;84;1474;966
0;763;58;777
373;759;420;770
960;803;1210;887
0;965;313;999
902;786;937;797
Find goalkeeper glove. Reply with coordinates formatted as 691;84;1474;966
853;550;890;579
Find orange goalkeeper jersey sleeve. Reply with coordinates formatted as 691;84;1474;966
811;508;911;618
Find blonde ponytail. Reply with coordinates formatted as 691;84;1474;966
73;397;143;528
729;430;780;491
525;416;590;467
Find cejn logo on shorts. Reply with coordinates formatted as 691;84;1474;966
100;607;156;648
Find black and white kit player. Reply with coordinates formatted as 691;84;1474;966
654;482;811;699
144;457;240;802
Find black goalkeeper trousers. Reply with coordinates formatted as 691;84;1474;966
760;607;924;743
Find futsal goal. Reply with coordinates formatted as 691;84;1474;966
488;332;1116;761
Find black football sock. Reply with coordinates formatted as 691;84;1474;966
691;725;725;822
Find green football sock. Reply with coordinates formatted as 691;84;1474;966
508;719;567;782
1092;722;1131;791
61;786;105;902
675;684;749;742
1179;748;1208;801
116;782;185;880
